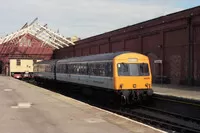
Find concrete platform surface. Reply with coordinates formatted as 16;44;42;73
0;76;165;133
153;84;200;100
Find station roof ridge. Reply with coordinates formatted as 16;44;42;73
0;18;75;49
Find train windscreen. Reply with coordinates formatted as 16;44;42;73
117;63;149;76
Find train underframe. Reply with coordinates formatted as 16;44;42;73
34;77;153;105
116;89;153;105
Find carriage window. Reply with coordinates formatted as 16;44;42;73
65;64;69;73
56;64;65;73
118;63;149;76
79;63;87;75
88;62;107;76
45;65;51;72
106;62;113;77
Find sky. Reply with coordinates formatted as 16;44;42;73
0;0;200;39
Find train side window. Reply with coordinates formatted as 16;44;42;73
60;64;63;73
106;62;113;77
44;65;47;72
94;63;98;76
84;63;87;75
82;63;86;75
99;63;106;76
87;62;106;76
68;64;71;74
65;64;68;73
75;64;78;74
72;64;75;74
70;64;73;74
56;64;62;73
75;64;79;74
59;64;62;73
79;63;85;75
71;64;74;74
51;65;54;72
88;63;92;75
46;65;48;72
80;64;83;74
63;64;66;73
73;64;76;74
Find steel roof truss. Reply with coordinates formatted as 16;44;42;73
28;31;59;49
0;18;75;49
32;24;70;47
30;26;64;48
36;23;75;45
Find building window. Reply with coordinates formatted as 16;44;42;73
33;59;37;64
16;59;21;66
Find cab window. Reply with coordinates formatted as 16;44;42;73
118;63;149;76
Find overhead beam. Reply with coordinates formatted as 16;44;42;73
38;28;69;47
20;22;28;29
30;30;64;48
36;23;75;45
30;25;69;47
30;26;64;48
29;31;59;49
29;17;38;26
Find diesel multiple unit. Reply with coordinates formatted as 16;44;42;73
33;51;153;103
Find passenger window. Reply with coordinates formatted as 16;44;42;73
106;62;113;77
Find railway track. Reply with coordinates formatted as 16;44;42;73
26;80;200;133
152;94;200;120
101;105;200;133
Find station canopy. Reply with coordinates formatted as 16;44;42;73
0;18;75;49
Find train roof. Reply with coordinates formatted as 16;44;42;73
35;51;145;65
35;59;59;64
58;51;131;63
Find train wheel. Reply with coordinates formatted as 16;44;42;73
121;95;127;105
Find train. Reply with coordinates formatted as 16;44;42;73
33;51;153;104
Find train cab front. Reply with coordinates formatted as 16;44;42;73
114;56;153;104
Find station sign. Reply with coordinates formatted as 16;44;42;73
128;58;138;62
154;60;162;64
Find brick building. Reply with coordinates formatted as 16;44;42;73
53;6;200;86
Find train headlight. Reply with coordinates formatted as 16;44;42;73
120;84;123;89
145;83;150;88
133;84;136;88
145;83;148;87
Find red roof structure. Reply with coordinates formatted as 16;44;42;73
0;18;75;75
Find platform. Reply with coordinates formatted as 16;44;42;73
0;76;164;133
153;84;200;101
